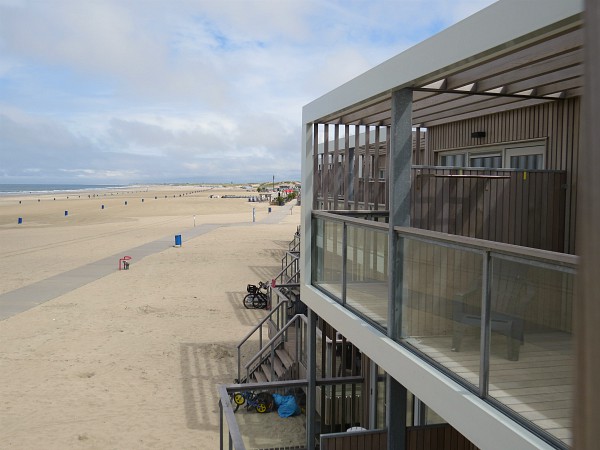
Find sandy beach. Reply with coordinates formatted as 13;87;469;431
0;186;302;449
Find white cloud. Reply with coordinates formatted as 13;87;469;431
0;0;497;184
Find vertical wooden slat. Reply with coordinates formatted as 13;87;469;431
344;124;351;210
353;127;360;210
364;126;371;209
333;124;340;210
314;124;320;209
385;127;391;209
323;125;330;210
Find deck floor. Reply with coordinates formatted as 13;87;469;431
316;281;573;446
407;332;573;446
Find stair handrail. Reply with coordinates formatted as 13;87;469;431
275;251;300;285
244;313;344;383
276;267;300;286
236;299;289;382
289;226;300;251
245;313;306;382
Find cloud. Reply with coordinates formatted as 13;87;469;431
0;0;496;184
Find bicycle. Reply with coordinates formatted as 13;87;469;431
243;281;269;309
231;390;274;413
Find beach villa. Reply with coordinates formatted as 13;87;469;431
220;1;599;449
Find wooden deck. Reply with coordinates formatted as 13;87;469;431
408;332;573;446
316;282;573;446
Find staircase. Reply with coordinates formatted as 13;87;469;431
236;228;305;385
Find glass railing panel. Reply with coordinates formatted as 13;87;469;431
312;217;344;301
487;256;574;447
399;236;483;389
346;224;389;329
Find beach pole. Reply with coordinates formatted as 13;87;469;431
252;207;255;223
193;215;196;227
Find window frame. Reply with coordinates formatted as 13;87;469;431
436;139;546;169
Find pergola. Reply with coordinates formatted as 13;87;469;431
315;16;582;128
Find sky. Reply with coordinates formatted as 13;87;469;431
0;0;497;185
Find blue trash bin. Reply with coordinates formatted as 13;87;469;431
175;235;182;246
18;217;22;224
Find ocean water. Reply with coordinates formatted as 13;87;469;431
0;184;124;196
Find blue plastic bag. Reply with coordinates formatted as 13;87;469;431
272;393;301;418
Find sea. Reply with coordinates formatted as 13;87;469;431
0;184;126;196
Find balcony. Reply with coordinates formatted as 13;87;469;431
315;166;568;253
312;211;576;448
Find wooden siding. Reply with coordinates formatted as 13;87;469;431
320;424;479;450
313;98;580;254
427;97;581;254
411;168;567;253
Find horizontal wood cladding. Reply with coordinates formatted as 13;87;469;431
427;98;581;254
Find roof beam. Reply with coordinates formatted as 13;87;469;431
421;98;551;127
444;28;582;90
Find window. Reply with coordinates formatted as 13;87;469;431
470;153;502;168
506;144;545;169
440;153;465;167
438;141;545;169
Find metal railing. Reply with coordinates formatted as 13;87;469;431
236;299;289;382
311;210;577;449
218;376;365;450
244;313;307;382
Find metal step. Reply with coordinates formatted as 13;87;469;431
253;370;268;384
276;348;294;369
262;364;274;381
273;356;287;378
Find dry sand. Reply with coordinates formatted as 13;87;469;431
0;185;303;449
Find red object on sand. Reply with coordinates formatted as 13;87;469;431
118;256;132;270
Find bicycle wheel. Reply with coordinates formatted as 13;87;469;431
233;393;245;405
252;295;266;309
256;402;268;413
243;293;256;309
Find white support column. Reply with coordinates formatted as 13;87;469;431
301;117;317;449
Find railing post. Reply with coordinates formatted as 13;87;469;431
271;342;276;381
219;399;223;450
479;251;492;398
342;222;348;305
307;309;317;450
237;348;241;382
